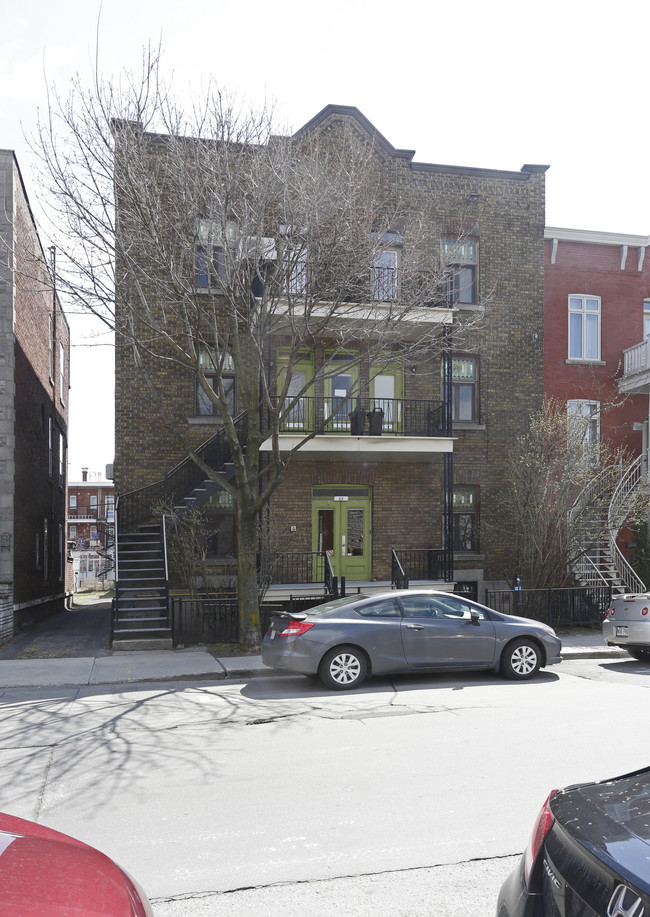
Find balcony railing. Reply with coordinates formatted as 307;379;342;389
623;338;650;377
276;396;450;437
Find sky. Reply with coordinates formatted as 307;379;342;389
1;0;649;481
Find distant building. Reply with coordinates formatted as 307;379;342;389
0;150;70;638
67;469;114;591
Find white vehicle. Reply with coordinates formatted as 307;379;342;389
603;593;650;660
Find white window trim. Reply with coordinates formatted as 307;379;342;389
568;294;601;362
567;399;601;451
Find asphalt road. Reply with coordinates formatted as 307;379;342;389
0;656;648;916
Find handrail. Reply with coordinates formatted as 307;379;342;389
324;553;338;597
116;411;247;535
391;549;408;589
608;455;645;594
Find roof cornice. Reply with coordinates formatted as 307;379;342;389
545;226;650;247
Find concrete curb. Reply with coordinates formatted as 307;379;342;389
0;645;631;689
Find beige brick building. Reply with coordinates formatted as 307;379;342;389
114;106;546;605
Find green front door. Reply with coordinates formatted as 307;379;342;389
312;487;371;582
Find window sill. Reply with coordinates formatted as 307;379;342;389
188;416;224;425
453;422;486;431
454;303;484;312
565;359;606;366
453;552;485;562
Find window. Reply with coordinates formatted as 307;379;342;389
401;595;442;618
48;417;53;478
48;315;53;381
442;238;477;305
370;364;404;431
195;350;236;417
324;353;359;429
567;400;600;454
43;518;48;581
453;486;477;553
431;595;486;620
58;525;64;581
644;299;650;338
69;495;77;509
283;249;307;296
69;525;77;539
372;250;398;300
444;357;478;423
59;342;65;403
196;245;225;289
90;525;98;541
90;495;98;510
568;295;601;360
356;598;401;617
59;432;65;483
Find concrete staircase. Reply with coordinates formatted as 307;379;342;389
113;523;172;650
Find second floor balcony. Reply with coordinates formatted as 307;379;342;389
620;339;650;394
262;395;454;461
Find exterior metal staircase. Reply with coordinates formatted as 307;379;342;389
113;417;245;649
113;522;172;649
570;456;646;594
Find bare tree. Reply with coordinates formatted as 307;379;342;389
31;48;481;646
498;398;644;590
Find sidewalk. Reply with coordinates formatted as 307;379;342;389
0;616;629;690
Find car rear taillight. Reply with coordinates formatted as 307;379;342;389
279;621;314;637
608;608;614;617
524;791;557;887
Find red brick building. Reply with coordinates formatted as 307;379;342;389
67;470;114;590
544;226;650;454
0;150;70;637
544;226;650;590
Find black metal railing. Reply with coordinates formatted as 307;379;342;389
116;412;248;534
484;585;612;629
170;595;283;645
393;548;449;583
324;552;341;597
272;552;326;585
274;396;449;438
391;549;408;589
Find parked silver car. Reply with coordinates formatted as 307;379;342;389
603;593;650;660
262;589;562;689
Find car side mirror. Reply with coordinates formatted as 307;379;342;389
470;610;481;627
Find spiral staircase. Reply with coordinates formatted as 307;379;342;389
570;455;646;595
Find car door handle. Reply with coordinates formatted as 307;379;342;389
405;623;424;630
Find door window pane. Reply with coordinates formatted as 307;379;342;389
347;509;363;556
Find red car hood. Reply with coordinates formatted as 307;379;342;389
0;813;151;916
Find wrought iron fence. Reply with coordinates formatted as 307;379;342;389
484;585;612;629
170;595;287;645
272;552;326;585
394;548;448;583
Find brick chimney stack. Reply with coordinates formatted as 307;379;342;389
82;468;88;481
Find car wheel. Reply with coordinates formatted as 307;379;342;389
501;639;541;680
627;646;650;661
319;645;368;690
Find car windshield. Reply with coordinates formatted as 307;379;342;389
304;594;370;615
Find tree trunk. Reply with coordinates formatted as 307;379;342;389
237;507;262;648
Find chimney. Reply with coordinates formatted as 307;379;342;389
82;468;88;482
